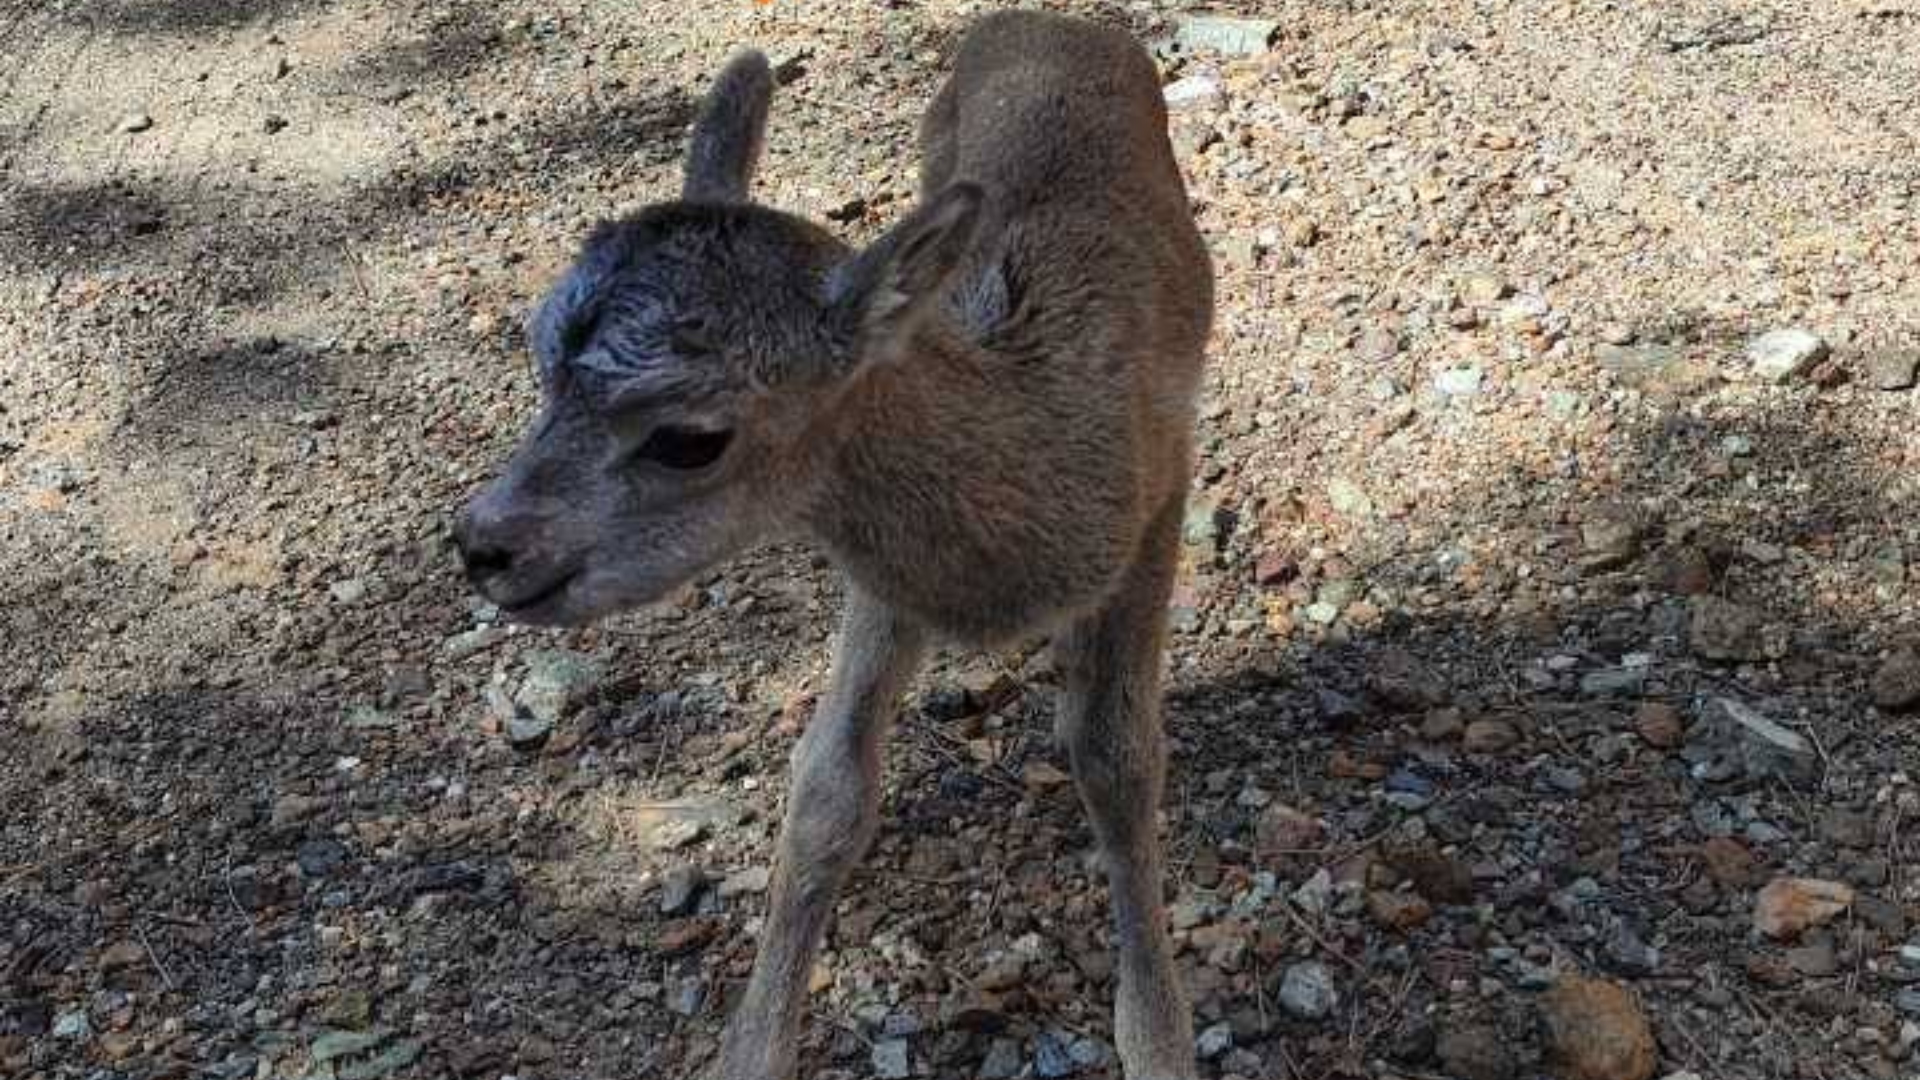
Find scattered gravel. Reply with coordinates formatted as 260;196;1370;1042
3;1;1917;1079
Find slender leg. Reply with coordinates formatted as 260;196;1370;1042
1052;496;1196;1080
712;587;926;1080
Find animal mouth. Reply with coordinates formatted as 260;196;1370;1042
496;568;580;618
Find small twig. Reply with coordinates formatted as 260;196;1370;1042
0;862;40;887
222;853;257;933
136;922;177;992
1277;902;1366;975
337;239;374;301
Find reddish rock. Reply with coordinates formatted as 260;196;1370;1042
1462;718;1520;754
1387;847;1475;905
1871;644;1920;712
1634;702;1685;748
1698;836;1759;890
1253;803;1325;861
1366;889;1433;932
1540;976;1659;1080
1753;877;1854;941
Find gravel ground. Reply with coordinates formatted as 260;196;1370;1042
3;2;1919;1079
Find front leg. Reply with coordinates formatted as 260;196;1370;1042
712;588;926;1080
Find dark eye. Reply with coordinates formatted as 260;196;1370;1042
670;317;715;358
632;425;734;471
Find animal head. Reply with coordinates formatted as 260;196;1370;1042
455;51;983;624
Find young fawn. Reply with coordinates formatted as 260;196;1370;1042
456;11;1213;1078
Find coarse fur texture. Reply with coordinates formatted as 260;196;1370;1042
456;11;1213;1079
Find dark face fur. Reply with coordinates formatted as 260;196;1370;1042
454;52;982;625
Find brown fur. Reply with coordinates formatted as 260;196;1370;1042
456;12;1212;1078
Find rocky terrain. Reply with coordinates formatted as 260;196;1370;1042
3;1;1918;1079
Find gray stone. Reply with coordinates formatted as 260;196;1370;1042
1173;14;1280;56
1689;595;1768;662
1690;697;1819;788
328;577;368;604
1303;600;1341;625
658;864;706;915
1183;496;1224;548
667;976;705;1016
1579;667;1646;698
343;703;398;729
1580;509;1641;570
1278;961;1339;1020
979;1038;1023;1080
1594;342;1678;382
312;1029;390;1063
881;1013;923;1038
1356;325;1403;362
1543;389;1583;419
516;648;603;722
504;711;553;750
871;1037;911;1080
116;112;154;134
1867;350;1920;391
1594;341;1714;396
1747;328;1829;384
1195;1021;1234;1059
1602;921;1660;975
1898;940;1920;969
718;865;771;898
1033;1030;1076;1077
630;799;740;852
441;625;501;659
1066;1037;1110;1069
339;1040;422;1080
1327;477;1374;518
1217;234;1258;270
1544;766;1588;795
296;838;347;877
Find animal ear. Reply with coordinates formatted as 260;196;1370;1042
683;50;773;203
826;182;985;360
528;225;628;368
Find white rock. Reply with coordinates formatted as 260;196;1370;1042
1195;1021;1234;1058
1163;75;1224;112
53;1011;91;1039
1435;366;1484;397
1747;328;1829;384
1278;961;1339;1020
871;1038;910;1080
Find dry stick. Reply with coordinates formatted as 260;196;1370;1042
1277;902;1366;976
0;862;40;887
222;852;258;933
135;922;177;992
338;239;374;302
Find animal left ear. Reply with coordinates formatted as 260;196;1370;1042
825;182;985;364
528;224;630;370
682;50;774;203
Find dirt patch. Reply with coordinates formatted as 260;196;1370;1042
2;1;1917;1079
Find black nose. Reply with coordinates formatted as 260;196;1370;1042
453;512;515;580
462;542;514;579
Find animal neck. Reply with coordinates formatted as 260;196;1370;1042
797;320;1026;631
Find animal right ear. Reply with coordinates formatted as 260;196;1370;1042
683;50;773;203
824;182;985;365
